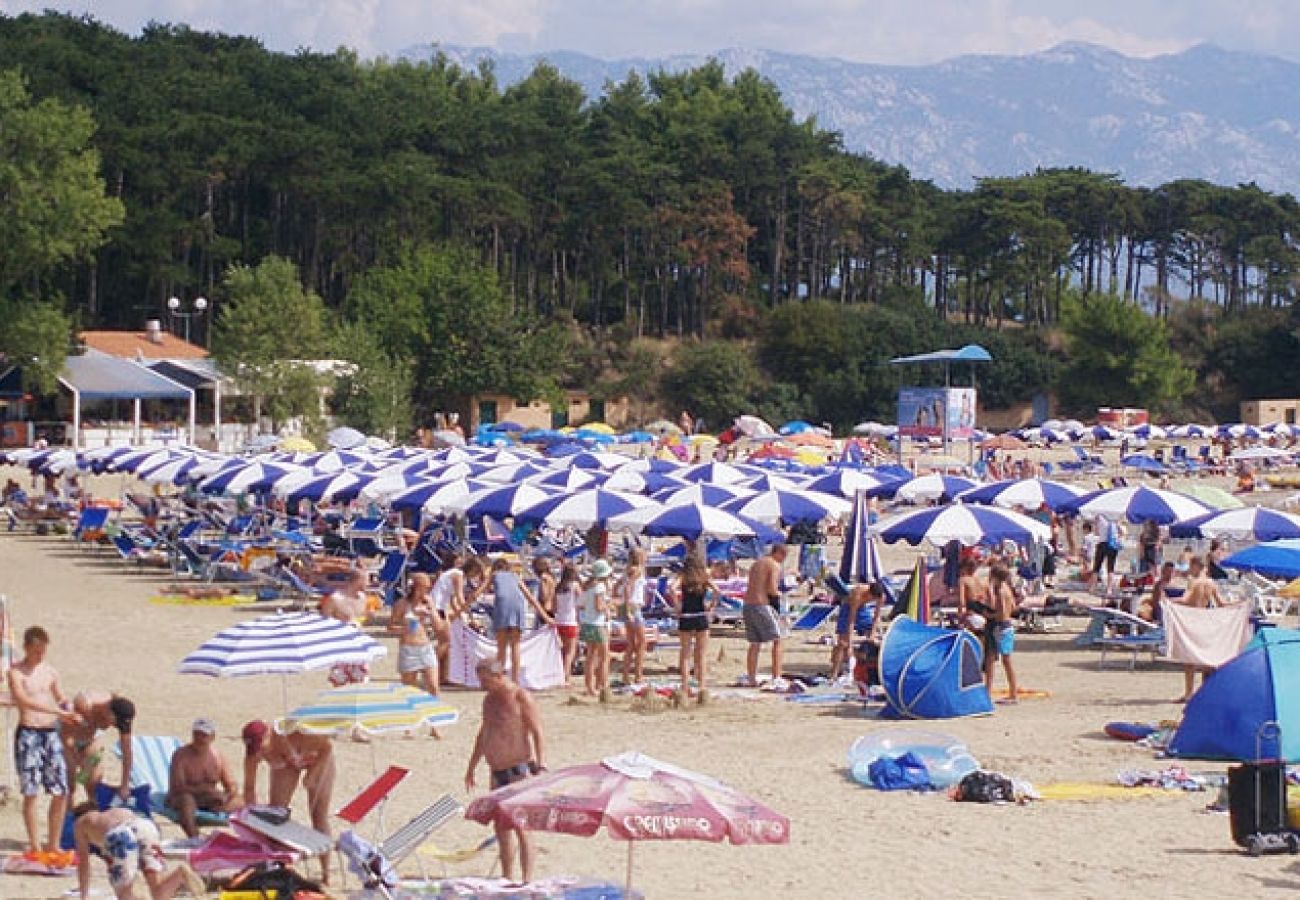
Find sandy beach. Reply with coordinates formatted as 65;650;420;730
2;463;1299;898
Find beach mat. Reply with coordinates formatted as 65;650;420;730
1;853;76;876
1037;782;1166;801
992;688;1052;700
149;593;257;607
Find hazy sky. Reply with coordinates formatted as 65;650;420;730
1;0;1296;65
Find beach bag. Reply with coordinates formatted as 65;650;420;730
954;770;1016;803
867;751;932;791
223;863;324;900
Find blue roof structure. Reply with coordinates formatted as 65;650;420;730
60;350;192;401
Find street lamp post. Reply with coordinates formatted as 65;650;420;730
167;295;208;344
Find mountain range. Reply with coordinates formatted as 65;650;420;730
404;41;1300;194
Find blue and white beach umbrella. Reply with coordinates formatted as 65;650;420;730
559;451;631;471
1170;507;1300;542
956;478;1084;512
445;483;560;519
387;478;491;513
514;489;659;530
804;469;901;499
274;470;368;504
1169;423;1212;439
721;489;851;526
1060;485;1210;525
357;469;439;503
178;611;387;678
654;483;756;508
1221;540;1300;580
892;473;979;504
609;504;771;541
676;461;750;485
199;461;306;495
839;491;884;584
477;461;554;484
873;504;1051;547
526;468;607;491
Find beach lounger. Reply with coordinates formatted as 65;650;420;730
72;506;110;545
337;793;462;893
115;735;229;830
790;603;836;632
1077;607;1166;669
348;517;388;557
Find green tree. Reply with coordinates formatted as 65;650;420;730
0;301;73;396
331;321;414;440
659;341;766;430
1057;291;1194;415
344;243;564;411
0;68;124;296
212;255;330;429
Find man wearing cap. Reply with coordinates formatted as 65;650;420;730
241;720;335;884
464;659;547;883
166;718;239;837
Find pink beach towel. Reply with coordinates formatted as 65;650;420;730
1160;601;1254;668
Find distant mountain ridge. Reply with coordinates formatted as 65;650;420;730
402;41;1300;194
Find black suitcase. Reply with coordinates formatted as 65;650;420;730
1228;722;1300;856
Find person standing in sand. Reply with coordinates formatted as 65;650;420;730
241;720;335;885
8;625;79;856
64;689;138;804
464;659;547;885
1175;557;1223;702
470;557;553;684
389;572;440;697
166;718;240;838
984;564;1020;703
742;543;787;687
673;558;718;701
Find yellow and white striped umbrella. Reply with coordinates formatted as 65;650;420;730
282;683;458;737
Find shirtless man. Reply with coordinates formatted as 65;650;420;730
64;689;138;803
742;544;787;686
1176;558;1224;702
8;626;79;855
73;804;203;900
242;720;334;884
166;718;239;837
464;660;547;884
829;582;878;683
956;557;987;626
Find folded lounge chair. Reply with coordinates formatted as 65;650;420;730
1077;607;1166;670
336;793;462;895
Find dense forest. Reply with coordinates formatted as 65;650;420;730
2;12;1299;434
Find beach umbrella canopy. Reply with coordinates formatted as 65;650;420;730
873;504;1051;547
110;447;177;474
1221;540;1300;580
178;612;386;678
563;451;632;471
199;461;306;495
1121;454;1168;473
466;751;789;892
357;470;438;503
1129;424;1168;440
1178;484;1245;510
477;461;553;484
526;468;606;492
445;483;560;519
733;415;775;438
609;504;771;541
1229;446;1292;461
1060;485;1210;524
1170;424;1213;439
893;473;979;504
275;470;368;504
839;491;884;584
738;473;803;492
804;469;900;499
136;453;206;486
388;478;488;514
653;483;755;508
514;489;658;530
326;426;367;450
283;683;458;737
676;461;749;485
778;420;814;435
956;478;1084;512
721;489;850;526
1170;507;1300;542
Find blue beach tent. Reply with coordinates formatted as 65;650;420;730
879;616;993;719
1168;629;1300;762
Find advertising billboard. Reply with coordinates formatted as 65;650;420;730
898;387;977;439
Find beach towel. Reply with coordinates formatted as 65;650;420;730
1;853;76;876
447;620;565;690
1160;601;1254;668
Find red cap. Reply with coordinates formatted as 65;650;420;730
241;720;269;749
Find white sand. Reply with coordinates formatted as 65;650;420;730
1;461;1298;898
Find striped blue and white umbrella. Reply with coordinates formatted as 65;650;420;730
873;504;1051;547
609;504;771;541
478;461;554;484
721;489;851;526
199;461;307;495
601;468;650;494
274;470;369;504
654;483;755;508
444;483;560;519
1129;424;1167;440
177;612;387;678
111;447;178;474
676;461;750;485
892;473;979;504
1060;485;1210;524
303;450;371;473
136;453;206;486
1170;507;1300;542
956;478;1084;511
738;473;803;492
526;469;607;492
562;451;632;471
804;469;900;499
514;489;659;530
839;491;884;584
356;469;438;503
1169;423;1212;439
1089;425;1122;441
388;478;494;513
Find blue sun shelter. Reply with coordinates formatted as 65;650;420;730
1168;629;1300;762
879;616;993;719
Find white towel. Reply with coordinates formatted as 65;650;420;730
1160;601;1254;668
448;620;565;690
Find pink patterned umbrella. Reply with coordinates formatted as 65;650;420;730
465;751;789;890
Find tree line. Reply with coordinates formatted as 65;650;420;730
1;11;1298;433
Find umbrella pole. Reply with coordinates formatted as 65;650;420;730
625;842;634;896
280;675;289;714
